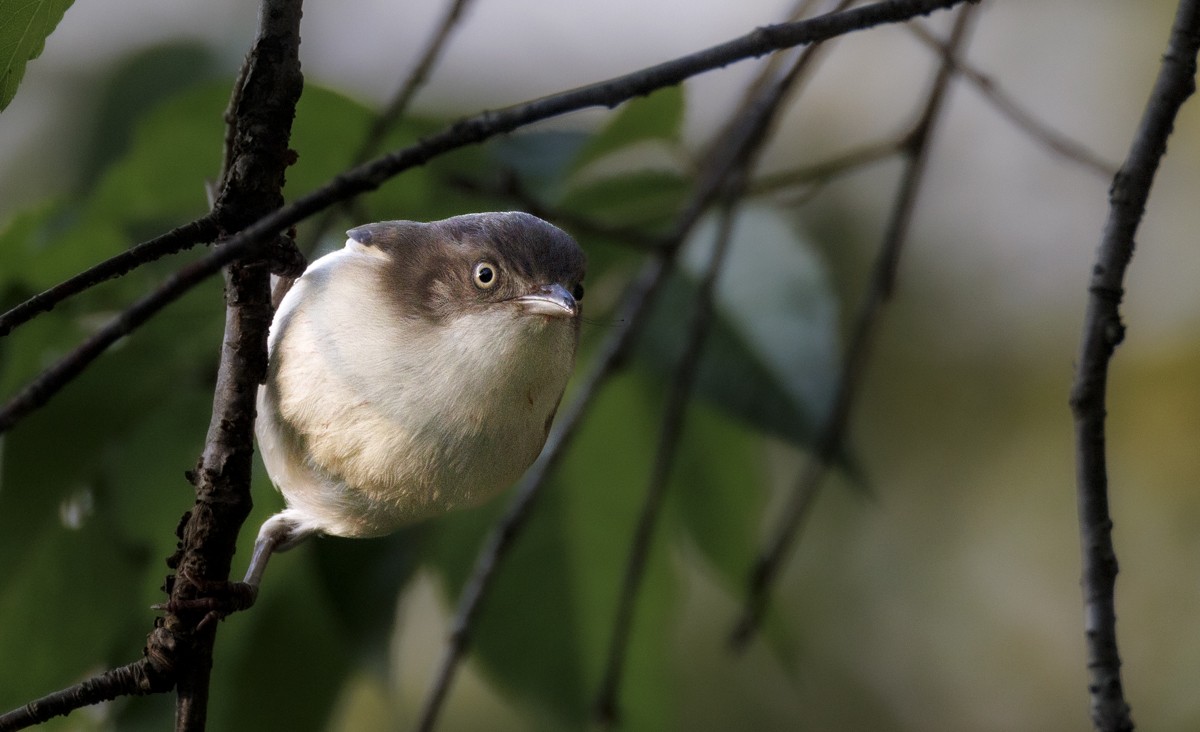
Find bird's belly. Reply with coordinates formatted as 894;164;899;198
263;300;574;538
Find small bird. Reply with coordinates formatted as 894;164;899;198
241;211;586;590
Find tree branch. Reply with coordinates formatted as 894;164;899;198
591;4;847;716
300;0;478;253
0;653;174;732
413;252;672;732
1068;2;1200;730
161;0;305;729
270;0;971;233
750;135;906;198
0;215;221;338
412;2;897;726
446;172;671;250
906;20;1118;179
0;244;249;434
356;0;478;163
593;199;740;728
731;1;977;650
0;0;969;437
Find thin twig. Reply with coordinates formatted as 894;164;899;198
446;172;670;249
0;655;173;732
0;0;457;340
0;243;248;434
356;0;477;163
0;215;221;338
731;2;978;650
0;0;970;437
412;1;897;726
593;199;741;728
301;0;477;251
591;1;850;716
906;20;1118;179
750;135;907;195
319;0;970;211
414;94;766;725
1068;2;1200;730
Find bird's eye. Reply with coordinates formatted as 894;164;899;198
473;261;498;289
572;282;585;302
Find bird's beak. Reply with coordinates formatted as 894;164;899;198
515;283;578;318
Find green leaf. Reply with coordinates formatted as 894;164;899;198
637;204;841;447
572;86;685;172
0;0;75;112
666;399;768;595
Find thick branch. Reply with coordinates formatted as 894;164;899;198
163;0;305;729
1068;1;1200;730
732;2;977;649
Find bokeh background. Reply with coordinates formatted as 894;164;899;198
2;1;1200;730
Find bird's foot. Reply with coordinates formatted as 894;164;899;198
153;570;258;630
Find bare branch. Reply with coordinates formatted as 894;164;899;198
0;0;964;436
907;20;1118;179
356;0;477;163
0;0;971;438
0;244;247;434
411;2;909;727
413;251;672;732
0;0;309;729
299;0;478;252
0;215;221;338
1068;2;1200;730
750;135;906;197
0;654;173;732
593;199;740;728
288;0;971;222
446;172;670;249
591;2;850;716
731;1;978;650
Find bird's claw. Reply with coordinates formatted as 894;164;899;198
152;570;258;629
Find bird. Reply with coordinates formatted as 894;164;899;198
241;211;586;591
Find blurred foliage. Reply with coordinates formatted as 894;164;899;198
0;38;846;732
